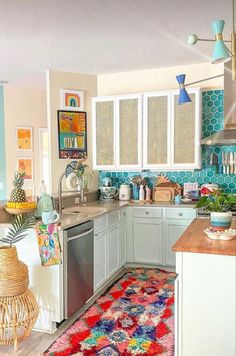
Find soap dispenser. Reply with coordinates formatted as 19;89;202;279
35;180;54;218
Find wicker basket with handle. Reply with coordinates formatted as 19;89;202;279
0;246;29;297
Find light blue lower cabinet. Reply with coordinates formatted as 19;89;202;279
94;230;107;291
164;219;192;266
133;218;163;265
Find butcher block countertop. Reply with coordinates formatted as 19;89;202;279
172;218;236;256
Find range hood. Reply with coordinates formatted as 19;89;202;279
201;61;236;145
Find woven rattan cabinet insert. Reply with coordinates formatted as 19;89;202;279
143;92;171;169
92;97;116;170
171;89;201;170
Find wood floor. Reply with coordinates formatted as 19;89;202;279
0;301;98;356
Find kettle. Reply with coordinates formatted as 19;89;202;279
35;193;54;218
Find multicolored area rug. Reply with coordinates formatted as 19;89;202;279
44;268;176;356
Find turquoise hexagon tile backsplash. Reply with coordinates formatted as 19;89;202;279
99;90;236;194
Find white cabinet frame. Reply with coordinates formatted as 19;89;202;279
143;91;172;170
170;88;202;170
92;96;116;171
116;93;143;170
92;88;202;171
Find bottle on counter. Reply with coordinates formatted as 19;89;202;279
145;185;152;200
132;184;139;200
139;184;145;200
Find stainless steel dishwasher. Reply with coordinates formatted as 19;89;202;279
63;220;94;318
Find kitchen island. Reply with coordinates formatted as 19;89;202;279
173;218;236;356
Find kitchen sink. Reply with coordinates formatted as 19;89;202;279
62;206;108;216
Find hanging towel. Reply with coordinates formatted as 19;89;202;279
36;222;62;266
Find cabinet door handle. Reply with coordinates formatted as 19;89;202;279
178;212;183;216
145;211;150;215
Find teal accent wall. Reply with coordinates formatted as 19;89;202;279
0;86;7;200
99;90;236;194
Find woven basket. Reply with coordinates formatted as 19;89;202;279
0;246;29;297
0;289;39;351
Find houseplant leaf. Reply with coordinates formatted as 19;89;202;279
0;214;35;247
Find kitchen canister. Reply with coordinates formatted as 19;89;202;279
119;184;131;201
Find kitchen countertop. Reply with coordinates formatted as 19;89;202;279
172;218;236;256
0;199;196;230
59;200;196;229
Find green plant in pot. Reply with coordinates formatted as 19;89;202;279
196;191;236;231
0;213;36;294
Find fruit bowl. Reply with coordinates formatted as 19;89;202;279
5;201;37;215
5;207;36;215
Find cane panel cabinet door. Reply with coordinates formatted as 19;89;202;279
116;94;142;170
171;88;201;170
143;92;171;169
92;97;116;170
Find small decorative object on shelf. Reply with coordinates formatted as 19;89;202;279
5;171;36;214
0;213;39;351
196;190;236;231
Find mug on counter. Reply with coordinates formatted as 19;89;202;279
42;210;60;225
174;195;182;205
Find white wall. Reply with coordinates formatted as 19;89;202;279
97;62;224;95
4;85;47;197
46;71;97;194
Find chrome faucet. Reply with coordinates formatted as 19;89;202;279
58;171;86;215
58;171;65;215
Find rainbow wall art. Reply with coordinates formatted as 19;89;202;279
61;89;84;111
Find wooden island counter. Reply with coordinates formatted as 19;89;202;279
173;218;236;256
173;218;236;356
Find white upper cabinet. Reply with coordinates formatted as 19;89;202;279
143;92;171;169
92;88;201;171
171;88;201;170
92;97;116;170
116;94;142;170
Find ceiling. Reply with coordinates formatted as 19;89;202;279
0;0;232;85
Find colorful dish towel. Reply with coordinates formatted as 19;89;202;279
36;223;62;266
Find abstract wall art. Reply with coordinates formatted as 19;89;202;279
57;110;87;159
16;127;33;151
17;157;33;181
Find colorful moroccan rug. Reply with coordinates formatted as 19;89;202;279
44;268;176;356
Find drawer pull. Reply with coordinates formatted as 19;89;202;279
178;212;183;216
145;211;150;215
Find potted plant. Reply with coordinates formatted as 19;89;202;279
0;213;35;295
196;191;236;231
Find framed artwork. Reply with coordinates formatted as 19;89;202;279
17;158;33;181
61;89;84;111
16;127;33;151
57;110;87;159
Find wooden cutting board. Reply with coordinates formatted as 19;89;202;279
153;187;175;202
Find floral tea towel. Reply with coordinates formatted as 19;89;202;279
36;223;62;266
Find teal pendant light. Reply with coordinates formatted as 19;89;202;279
211;20;231;63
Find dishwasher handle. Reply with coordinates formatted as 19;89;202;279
67;227;94;241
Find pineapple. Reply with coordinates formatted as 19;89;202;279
9;172;27;203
